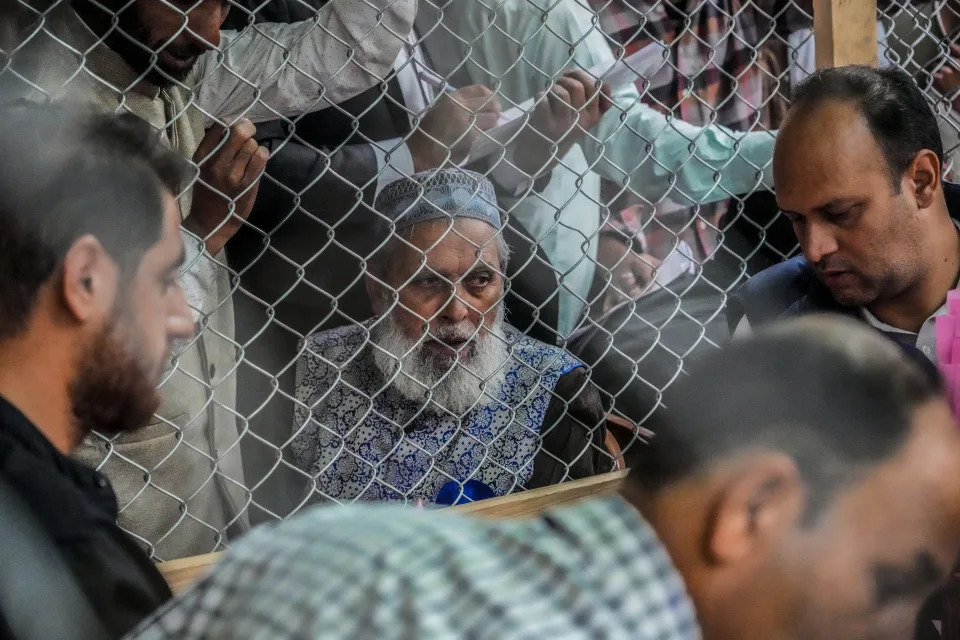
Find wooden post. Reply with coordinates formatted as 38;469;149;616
813;0;878;68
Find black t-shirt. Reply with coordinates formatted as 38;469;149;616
0;397;171;637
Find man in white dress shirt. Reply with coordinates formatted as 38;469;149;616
728;66;960;372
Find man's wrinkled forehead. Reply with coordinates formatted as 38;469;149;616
402;218;497;259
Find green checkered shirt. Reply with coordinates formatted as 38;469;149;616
129;496;700;639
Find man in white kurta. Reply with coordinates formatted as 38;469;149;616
2;0;415;558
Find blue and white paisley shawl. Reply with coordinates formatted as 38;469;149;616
291;320;582;504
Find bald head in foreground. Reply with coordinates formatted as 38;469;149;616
131;316;960;640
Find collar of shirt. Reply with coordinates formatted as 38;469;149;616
0;395;118;533
53;1;165;99
859;218;960;361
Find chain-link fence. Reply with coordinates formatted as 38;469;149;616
883;1;960;180
0;0;943;562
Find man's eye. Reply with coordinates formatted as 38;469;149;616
415;277;442;289
469;274;492;287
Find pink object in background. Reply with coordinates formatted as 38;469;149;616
937;289;960;417
938;315;956;365
948;290;960;315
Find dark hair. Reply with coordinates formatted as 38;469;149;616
0;103;192;339
790;65;943;190
630;316;942;522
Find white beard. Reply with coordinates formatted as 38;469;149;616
370;308;509;416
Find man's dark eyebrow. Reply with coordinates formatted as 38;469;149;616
816;198;862;212
781;198;862;218
872;551;944;609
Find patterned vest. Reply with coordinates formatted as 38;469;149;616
292;321;582;503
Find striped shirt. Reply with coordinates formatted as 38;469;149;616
129;496;700;639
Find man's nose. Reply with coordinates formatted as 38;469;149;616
186;0;227;49
167;285;197;342
802;221;840;265
439;286;470;324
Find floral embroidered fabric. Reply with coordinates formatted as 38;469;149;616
291;320;582;503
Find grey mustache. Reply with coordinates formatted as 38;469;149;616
429;324;478;342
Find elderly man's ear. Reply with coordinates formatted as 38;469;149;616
365;274;390;316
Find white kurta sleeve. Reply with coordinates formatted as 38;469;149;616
193;0;417;125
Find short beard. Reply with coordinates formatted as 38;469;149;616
73;0;204;88
70;309;160;439
371;308;509;416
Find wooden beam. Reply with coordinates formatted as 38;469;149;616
157;552;223;594
156;470;629;592
813;0;878;68
452;469;628;519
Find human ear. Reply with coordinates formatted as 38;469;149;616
59;235;117;324
703;453;805;565
365;273;389;316
905;150;941;210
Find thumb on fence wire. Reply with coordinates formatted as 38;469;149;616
408;84;502;171
514;71;612;177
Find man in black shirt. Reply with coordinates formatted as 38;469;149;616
0;105;196;636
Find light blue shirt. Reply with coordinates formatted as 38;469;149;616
420;0;775;337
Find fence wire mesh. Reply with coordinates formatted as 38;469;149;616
0;0;935;562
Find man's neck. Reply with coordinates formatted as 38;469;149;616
0;340;78;455
867;216;960;333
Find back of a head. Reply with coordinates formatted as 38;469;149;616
0;103;191;339
788;65;943;187
631;316;942;515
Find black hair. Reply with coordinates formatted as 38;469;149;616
0;102;191;339
630;316;943;522
790;65;943;190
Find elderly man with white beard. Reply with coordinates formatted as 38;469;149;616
291;169;610;505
